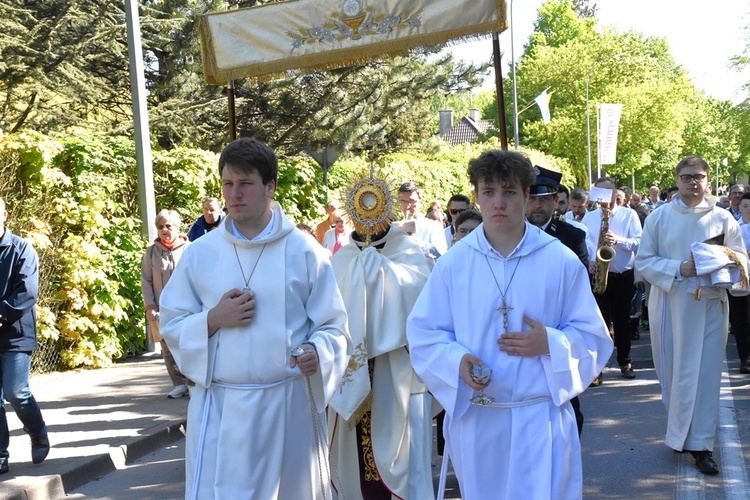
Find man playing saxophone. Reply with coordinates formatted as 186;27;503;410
582;177;642;383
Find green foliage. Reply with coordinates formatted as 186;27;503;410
0;132;218;369
0;1;488;155
152;147;221;222
486;0;739;191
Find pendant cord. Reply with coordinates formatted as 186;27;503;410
233;243;267;290
485;255;522;332
484;254;522;300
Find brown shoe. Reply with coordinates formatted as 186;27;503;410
620;364;636;379
590;372;603;387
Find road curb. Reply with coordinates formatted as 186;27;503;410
0;419;186;499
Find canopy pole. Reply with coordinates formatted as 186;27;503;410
228;80;237;141
492;32;509;150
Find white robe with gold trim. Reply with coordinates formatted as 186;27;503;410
328;227;433;499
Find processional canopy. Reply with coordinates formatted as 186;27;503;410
200;0;508;84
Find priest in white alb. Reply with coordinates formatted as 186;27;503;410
328;174;435;499
159;138;352;499
635;155;748;476
407;150;612;499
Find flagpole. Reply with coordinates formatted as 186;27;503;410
596;102;601;179
517;87;552;115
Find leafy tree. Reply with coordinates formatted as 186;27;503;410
571;0;598;18
227;54;487;158
0;0;488;156
0;0;133;133
485;0;728;190
730;18;750;179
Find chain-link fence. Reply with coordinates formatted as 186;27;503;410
31;337;63;375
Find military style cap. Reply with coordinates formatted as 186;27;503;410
530;165;562;196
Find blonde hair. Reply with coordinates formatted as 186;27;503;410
154;209;181;228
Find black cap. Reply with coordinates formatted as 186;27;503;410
530;165;562;196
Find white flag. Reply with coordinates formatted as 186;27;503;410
599;104;623;165
534;89;551;124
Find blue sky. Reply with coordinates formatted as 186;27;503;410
447;0;750;103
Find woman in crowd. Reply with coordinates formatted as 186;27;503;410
141;209;192;398
322;209;352;255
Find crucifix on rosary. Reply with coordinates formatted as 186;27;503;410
485;255;522;333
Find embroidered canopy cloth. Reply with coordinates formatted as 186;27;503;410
200;0;508;84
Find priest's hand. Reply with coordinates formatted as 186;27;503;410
460;354;491;391
680;256;697;277
206;288;256;337
290;344;319;377
498;315;550;356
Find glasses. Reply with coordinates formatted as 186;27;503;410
157;224;174;230
679;174;706;183
450;208;468;215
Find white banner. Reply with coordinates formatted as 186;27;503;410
534;89;551;124
598;103;623;166
200;0;507;84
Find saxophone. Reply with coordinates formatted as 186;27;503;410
593;203;616;295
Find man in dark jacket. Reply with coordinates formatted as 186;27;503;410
187;197;224;241
525;166;590;435
526;166;589;268
0;197;49;473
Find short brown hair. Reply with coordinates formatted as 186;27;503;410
467;150;535;191
219;137;278;185
675;156;708;175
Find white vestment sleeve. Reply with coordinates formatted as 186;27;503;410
541;262;613;405
297;246;352;413
159;249;215;388
407;268;471;420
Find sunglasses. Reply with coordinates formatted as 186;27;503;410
450;208;468;215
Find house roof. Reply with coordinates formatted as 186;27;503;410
440;116;496;146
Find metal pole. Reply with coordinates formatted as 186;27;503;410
716;163;719;195
510;0;520;150
492;32;509;150
125;0;156;244
228;80;237;141
585;74;591;188
126;0;157;353
596;102;601;179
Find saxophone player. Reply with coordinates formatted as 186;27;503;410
582;177;642;382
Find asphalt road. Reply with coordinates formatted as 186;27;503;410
66;328;750;499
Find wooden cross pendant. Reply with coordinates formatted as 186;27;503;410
497;297;513;332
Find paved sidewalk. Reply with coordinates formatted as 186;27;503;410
0;353;187;500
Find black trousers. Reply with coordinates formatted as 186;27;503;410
728;293;750;361
595;269;634;367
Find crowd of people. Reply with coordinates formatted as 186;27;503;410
3;137;748;497
150;141;747;497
